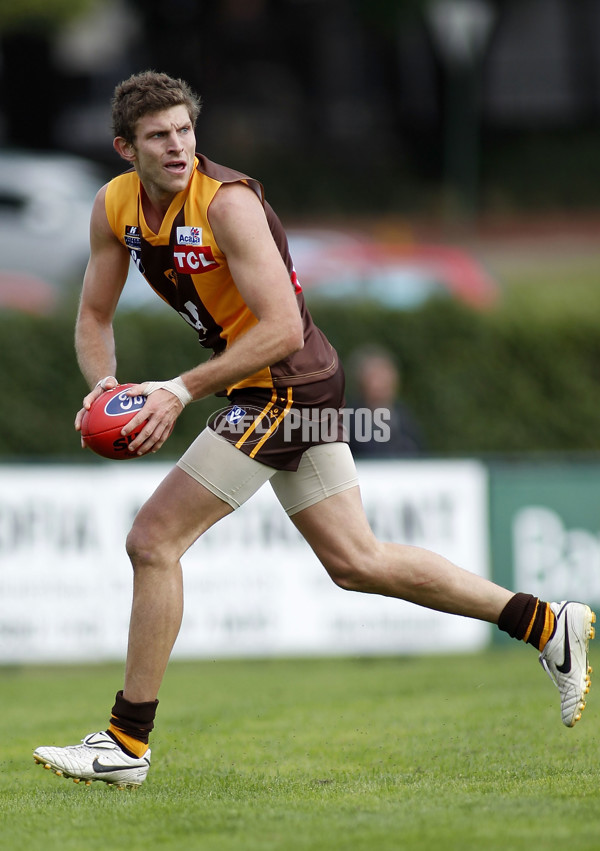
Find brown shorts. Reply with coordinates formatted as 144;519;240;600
207;367;347;472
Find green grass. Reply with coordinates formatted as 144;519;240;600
2;650;600;850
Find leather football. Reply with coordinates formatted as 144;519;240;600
81;384;147;459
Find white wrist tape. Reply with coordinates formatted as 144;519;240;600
143;376;193;407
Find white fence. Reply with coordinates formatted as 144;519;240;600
0;460;490;663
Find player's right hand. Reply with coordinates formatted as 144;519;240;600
74;375;118;436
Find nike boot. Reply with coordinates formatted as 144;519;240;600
539;601;596;727
33;731;150;788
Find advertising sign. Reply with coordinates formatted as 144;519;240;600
0;460;490;663
489;461;600;642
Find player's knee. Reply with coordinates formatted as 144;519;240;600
125;524;150;569
324;554;375;592
125;518;165;570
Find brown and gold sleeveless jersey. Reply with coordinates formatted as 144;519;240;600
104;154;338;395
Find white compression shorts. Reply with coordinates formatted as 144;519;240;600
177;427;358;516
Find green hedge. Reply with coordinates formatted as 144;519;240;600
314;300;600;454
3;298;600;460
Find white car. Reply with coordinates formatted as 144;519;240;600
0;148;174;315
0;149;108;313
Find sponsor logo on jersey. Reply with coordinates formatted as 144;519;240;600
226;406;246;425
124;225;141;250
104;391;146;417
212;403;282;444
173;245;220;274
176;226;203;245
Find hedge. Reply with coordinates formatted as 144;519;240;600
2;297;600;461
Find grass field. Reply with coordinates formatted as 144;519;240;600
2;649;599;850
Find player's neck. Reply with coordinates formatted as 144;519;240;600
140;184;174;233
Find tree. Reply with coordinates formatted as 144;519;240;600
0;0;94;149
0;0;93;31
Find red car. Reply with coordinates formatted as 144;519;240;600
287;229;497;310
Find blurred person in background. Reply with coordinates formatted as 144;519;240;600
348;344;424;458
33;71;595;789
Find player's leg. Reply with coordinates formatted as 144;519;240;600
290;480;512;621
269;442;507;619
121;464;234;705
272;442;595;727
32;468;234;788
33;429;278;786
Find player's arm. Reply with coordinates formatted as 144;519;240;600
122;182;304;456
180;181;304;398
74;185;130;431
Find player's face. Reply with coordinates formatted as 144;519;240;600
130;105;196;200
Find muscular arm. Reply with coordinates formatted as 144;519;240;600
75;185;129;389
178;182;304;399
124;181;304;456
73;186;130;433
75;186;183;452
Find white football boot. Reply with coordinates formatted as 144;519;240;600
539;601;596;727
33;731;150;788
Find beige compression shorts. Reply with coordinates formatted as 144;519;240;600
177;428;359;516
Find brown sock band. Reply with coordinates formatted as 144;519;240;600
498;593;555;651
108;690;158;744
498;592;538;640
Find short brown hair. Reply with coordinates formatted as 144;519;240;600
111;70;202;142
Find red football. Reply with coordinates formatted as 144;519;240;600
81;384;148;460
